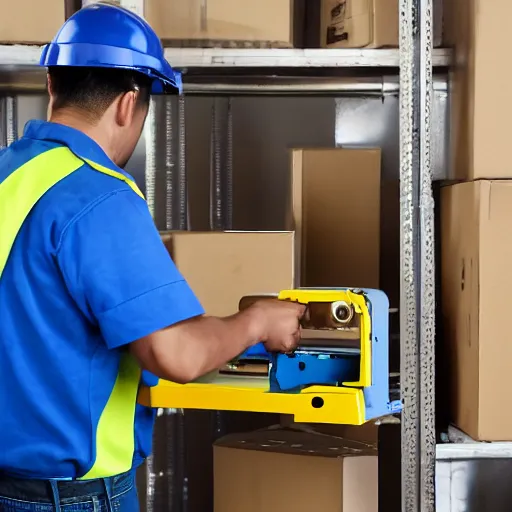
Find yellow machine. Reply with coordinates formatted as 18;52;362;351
138;288;400;425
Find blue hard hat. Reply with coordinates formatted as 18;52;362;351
40;2;182;95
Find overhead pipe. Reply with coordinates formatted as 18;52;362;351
0;71;448;95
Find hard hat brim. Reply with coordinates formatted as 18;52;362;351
40;42;183;95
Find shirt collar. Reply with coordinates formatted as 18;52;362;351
23;120;133;179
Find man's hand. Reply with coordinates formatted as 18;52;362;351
249;299;306;353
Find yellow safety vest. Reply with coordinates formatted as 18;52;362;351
0;145;145;480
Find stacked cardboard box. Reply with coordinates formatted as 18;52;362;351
444;0;512;181
0;0;65;43
145;0;305;48
288;147;382;290
320;0;399;48
161;231;296;315
319;0;444;49
214;427;378;512
9;0;448;49
441;182;512;441
441;0;512;441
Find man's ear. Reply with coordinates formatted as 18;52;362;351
46;73;53;96
46;73;55;120
116;90;138;127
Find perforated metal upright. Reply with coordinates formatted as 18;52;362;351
399;0;436;510
0;96;18;148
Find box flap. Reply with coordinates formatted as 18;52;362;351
214;426;377;458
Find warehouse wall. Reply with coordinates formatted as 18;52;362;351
16;87;448;313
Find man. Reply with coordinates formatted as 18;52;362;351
0;4;304;511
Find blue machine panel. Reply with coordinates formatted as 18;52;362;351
270;352;359;392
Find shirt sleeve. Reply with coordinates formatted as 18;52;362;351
56;188;205;349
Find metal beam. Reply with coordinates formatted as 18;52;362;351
0;45;452;69
399;0;436;510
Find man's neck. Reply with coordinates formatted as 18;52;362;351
49;110;116;164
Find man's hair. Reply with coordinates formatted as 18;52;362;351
48;66;152;119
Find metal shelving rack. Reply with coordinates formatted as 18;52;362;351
0;0;440;510
0;45;451;68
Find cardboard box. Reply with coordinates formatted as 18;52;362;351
319;0;443;49
441;181;512;440
444;0;512;179
277;420;402;511
0;0;64;44
161;231;296;317
320;0;398;48
145;0;302;47
289;148;381;289
214;427;378;512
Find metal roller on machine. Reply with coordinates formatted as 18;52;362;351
138;288;401;425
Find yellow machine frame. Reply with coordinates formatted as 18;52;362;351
138;289;372;425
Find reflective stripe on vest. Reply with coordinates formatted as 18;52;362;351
0;145;144;480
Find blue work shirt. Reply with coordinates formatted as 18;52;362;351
0;120;204;479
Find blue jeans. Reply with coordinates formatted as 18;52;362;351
0;470;139;511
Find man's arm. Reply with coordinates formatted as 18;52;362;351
131;300;305;384
57;188;304;381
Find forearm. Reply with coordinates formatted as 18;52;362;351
131;309;265;384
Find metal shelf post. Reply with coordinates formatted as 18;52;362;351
399;0;436;510
0;96;17;148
